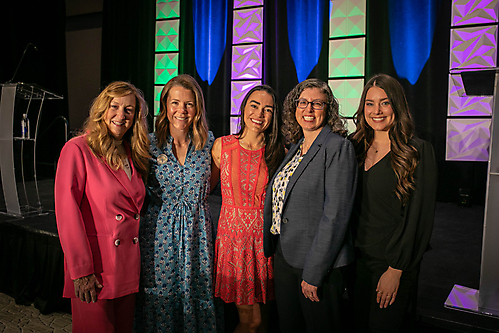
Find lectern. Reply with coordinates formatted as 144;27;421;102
446;67;499;317
0;83;63;217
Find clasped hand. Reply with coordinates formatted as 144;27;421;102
73;273;103;303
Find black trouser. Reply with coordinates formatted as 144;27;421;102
351;251;419;333
273;242;346;333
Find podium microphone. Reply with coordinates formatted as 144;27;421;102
6;43;39;84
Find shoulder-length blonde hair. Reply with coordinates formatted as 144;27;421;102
81;81;150;180
351;74;419;205
282;78;347;144
155;74;209;150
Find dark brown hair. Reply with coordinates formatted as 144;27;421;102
351;74;419;205
282;78;347;144
237;85;285;179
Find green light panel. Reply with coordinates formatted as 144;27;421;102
156;0;180;20
155;53;179;85
154;85;163;116
328;38;365;78
345;118;356;135
329;0;366;38
329;78;364;117
156;20;180;52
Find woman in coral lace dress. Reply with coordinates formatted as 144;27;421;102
212;85;285;332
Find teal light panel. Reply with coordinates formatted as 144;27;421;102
154;85;163;116
345;118;356;135
329;0;366;38
156;20;180;52
155;53;179;85
328;38;365;78
154;0;181;126
329;78;364;117
156;0;180;19
328;0;366;126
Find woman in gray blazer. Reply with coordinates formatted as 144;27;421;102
263;78;357;332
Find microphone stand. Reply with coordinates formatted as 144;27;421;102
6;43;38;84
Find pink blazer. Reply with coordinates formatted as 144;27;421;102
54;135;145;299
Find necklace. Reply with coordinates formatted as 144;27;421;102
370;141;391;156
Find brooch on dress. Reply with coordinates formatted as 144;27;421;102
157;154;168;164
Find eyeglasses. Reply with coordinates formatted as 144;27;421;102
296;99;326;110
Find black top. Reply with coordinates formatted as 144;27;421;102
351;138;437;271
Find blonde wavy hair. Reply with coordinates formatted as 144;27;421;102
155;74;209;150
80;81;150;180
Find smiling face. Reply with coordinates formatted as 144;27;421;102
364;86;395;132
104;94;136;140
295;87;326;135
242;90;274;135
166;86;196;133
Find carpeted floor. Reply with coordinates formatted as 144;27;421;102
1;177;498;332
417;201;499;332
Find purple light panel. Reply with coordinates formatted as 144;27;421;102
452;0;499;26
448;74;493;116
230;117;241;134
234;0;263;9
231;80;261;115
445;284;479;311
231;44;262;80
233;8;263;44
450;26;497;69
446;118;491;161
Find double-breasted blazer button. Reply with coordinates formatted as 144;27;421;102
114;239;121;247
283;218;289;224
134;214;140;220
133;237;139;244
115;214;124;222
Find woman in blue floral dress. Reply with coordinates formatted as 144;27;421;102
135;74;220;332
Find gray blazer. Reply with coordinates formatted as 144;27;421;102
263;125;357;286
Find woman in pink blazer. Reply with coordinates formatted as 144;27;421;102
54;81;150;333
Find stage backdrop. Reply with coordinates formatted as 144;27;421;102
99;0;490;204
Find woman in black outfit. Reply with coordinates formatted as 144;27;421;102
349;74;437;332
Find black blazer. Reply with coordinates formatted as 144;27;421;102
263;125;358;286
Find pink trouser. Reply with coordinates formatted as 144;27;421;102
71;293;136;333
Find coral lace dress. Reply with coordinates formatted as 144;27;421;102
214;135;275;305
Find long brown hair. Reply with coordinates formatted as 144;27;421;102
236;85;285;179
81;81;150;180
351;74;419;205
282;78;347;144
155;74;209;150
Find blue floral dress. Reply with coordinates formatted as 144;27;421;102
135;131;220;332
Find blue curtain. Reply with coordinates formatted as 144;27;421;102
287;0;324;82
389;0;441;84
192;0;228;85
